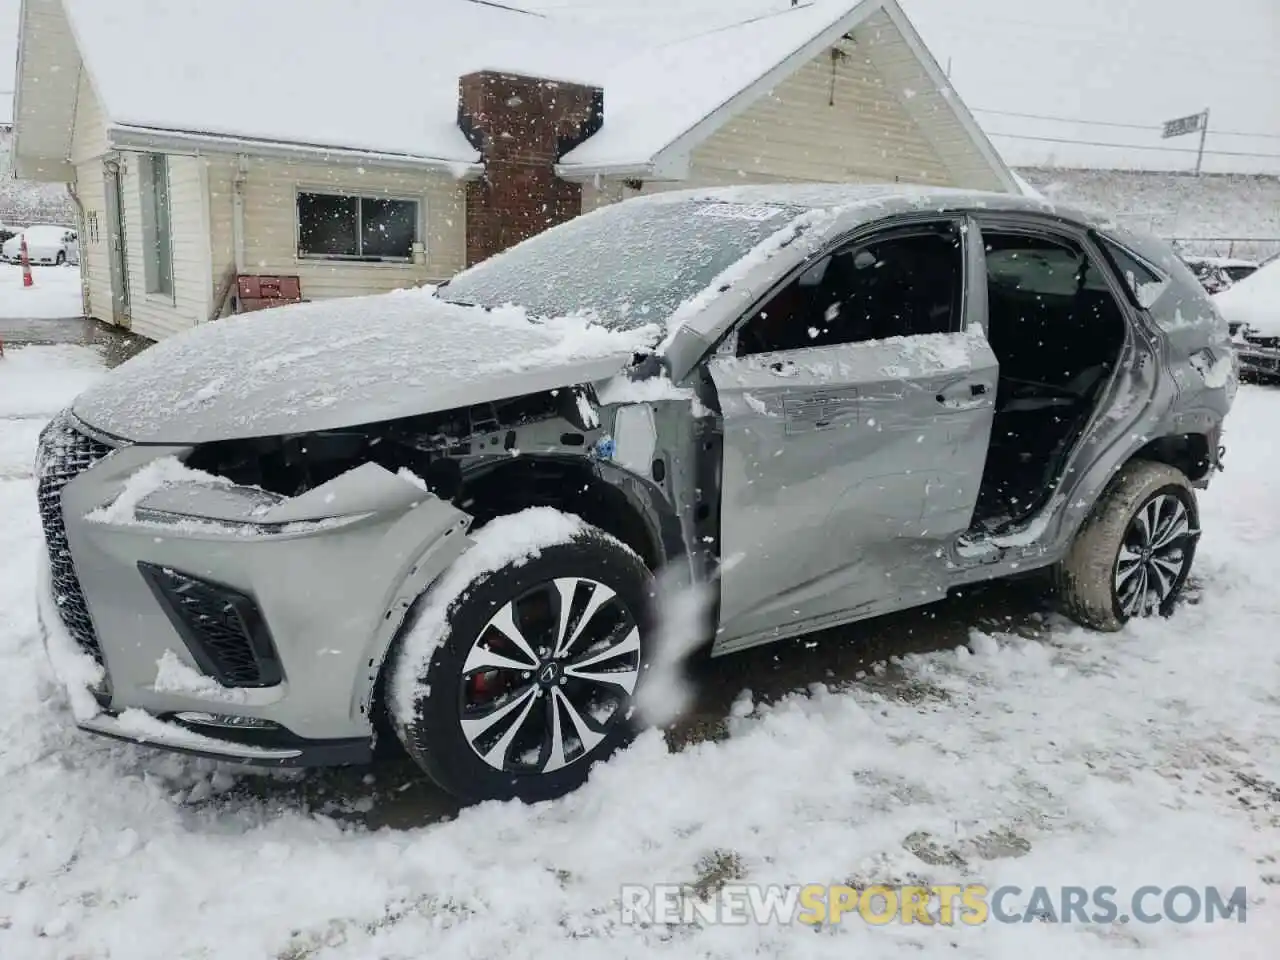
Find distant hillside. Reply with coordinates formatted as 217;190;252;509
1018;168;1280;262
0;129;76;227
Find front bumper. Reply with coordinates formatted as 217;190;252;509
37;414;471;763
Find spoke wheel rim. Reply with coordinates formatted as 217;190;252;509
1114;491;1197;620
458;577;640;775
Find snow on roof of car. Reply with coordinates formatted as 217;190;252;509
1214;259;1280;337
629;182;1080;222
60;0;969;173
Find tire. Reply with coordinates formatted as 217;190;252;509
1054;460;1200;631
388;511;655;804
55;251;65;266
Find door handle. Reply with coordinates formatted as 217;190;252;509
936;381;992;409
769;359;797;377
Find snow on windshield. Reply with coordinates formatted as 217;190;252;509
437;200;809;329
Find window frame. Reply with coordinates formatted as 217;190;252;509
294;186;424;264
1095;234;1170;310
139;153;174;299
970;214;1142;330
718;215;971;360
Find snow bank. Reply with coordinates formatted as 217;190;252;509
1215;260;1280;336
0;344;102;417
389;507;591;730
0;265;84;320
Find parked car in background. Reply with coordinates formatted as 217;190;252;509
1216;257;1280;381
1;224;79;265
1182;254;1258;294
36;185;1234;804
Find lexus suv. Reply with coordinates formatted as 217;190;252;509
36;185;1236;804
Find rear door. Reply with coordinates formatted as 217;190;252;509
707;218;998;654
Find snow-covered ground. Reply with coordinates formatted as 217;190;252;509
0;263;83;320
0;345;1277;958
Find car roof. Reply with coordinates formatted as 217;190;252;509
625;182;1099;231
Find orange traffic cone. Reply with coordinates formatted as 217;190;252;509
20;236;33;288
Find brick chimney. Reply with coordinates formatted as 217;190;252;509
458;71;604;266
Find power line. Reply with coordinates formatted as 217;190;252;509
986;131;1280;160
974;107;1280;141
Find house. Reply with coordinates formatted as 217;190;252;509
11;0;1018;343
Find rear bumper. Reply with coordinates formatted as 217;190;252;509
1235;343;1280;379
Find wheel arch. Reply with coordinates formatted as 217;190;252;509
361;454;686;745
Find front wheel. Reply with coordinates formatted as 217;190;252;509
1054;461;1200;631
387;509;654;804
55;251;65;265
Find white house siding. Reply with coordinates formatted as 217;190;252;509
118;153;211;341
582;38;957;217
684;38;953;188
857;10;1006;192
205;158;467;305
69;72;110;322
68;69;108;164
71;165;109;321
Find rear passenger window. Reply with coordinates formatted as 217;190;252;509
736;224;963;356
1100;238;1167;308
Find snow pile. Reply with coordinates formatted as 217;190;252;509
0;343;101;417
1215;259;1280;336
0;264;84;320
153;650;249;704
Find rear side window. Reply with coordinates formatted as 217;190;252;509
1100;237;1167;309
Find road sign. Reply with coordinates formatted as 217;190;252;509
1163;112;1206;139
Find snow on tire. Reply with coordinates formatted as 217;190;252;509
1054;460;1200;632
388;507;655;804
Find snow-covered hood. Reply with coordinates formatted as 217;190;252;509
73;288;652;444
1214;260;1280;337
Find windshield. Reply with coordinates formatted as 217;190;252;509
437;199;808;330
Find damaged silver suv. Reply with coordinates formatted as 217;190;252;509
37;185;1237;804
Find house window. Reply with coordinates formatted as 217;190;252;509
297;192;419;261
140;154;173;296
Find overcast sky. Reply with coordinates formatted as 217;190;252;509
901;0;1280;175
3;0;1277;174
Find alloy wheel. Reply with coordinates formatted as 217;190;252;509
458;577;640;774
1114;492;1198;618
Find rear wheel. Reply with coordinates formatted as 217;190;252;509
1055;461;1199;631
55;251;65;265
389;512;654;804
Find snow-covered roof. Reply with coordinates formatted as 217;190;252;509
50;0;1011;185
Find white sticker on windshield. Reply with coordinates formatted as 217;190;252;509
692;203;786;223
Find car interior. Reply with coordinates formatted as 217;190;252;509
735;226;963;356
729;223;1130;537
970;232;1128;531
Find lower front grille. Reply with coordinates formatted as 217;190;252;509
139;563;284;688
35;413;117;663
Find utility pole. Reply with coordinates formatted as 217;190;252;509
1195;108;1210;176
